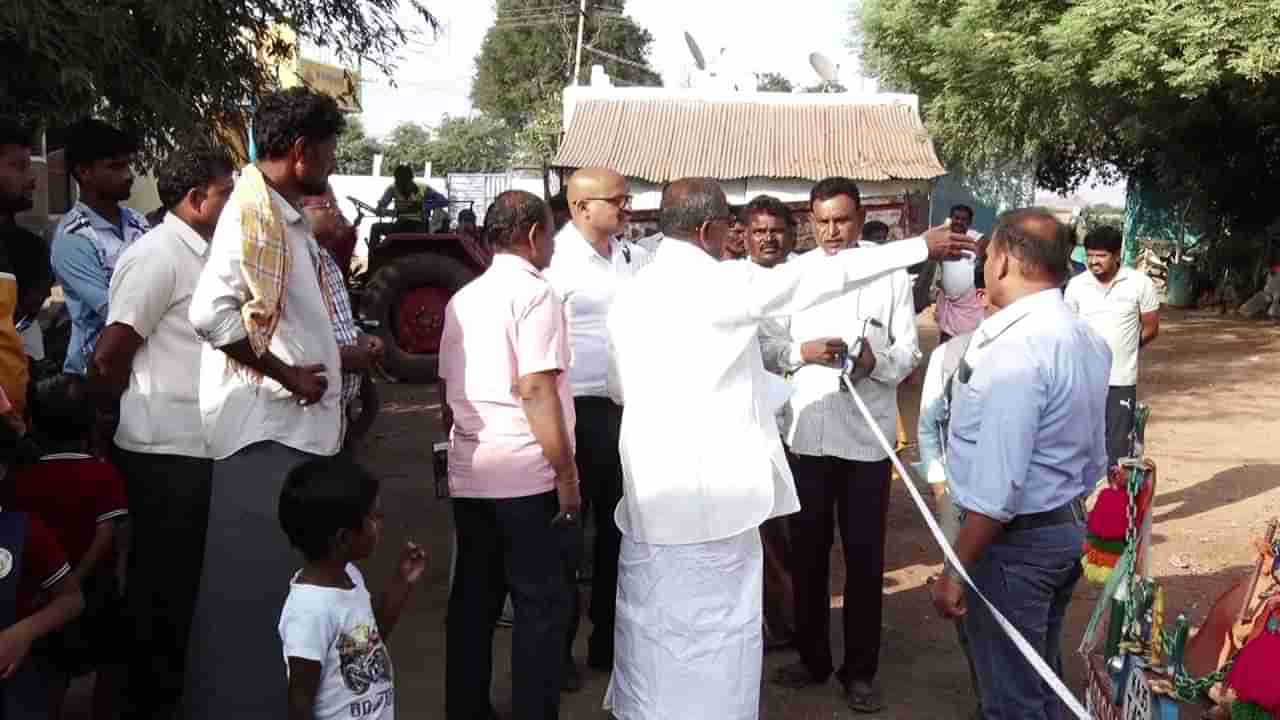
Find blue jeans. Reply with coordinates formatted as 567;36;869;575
963;520;1084;720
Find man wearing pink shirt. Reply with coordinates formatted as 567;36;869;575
439;190;582;720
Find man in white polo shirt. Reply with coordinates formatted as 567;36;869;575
1065;225;1160;467
90;140;235;719
544;167;650;684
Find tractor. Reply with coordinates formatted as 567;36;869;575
346;197;491;383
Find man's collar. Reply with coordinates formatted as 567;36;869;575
978;288;1061;342
264;186;304;225
556;221;616;261
163;212;210;256
491;252;541;276
75;201;121;231
1080;266;1132;287
655;236;717;266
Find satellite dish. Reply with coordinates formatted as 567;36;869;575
809;52;840;85
685;31;707;71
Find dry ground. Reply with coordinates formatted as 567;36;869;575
64;308;1280;718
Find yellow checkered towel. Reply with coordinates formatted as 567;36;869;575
231;164;288;380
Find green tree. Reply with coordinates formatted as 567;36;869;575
335;117;384;175
380;122;434;175
755;72;795;93
856;0;1280;238
472;0;657;129
803;81;848;93
424;115;515;175
0;0;435;161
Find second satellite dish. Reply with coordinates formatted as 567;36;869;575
809;52;840;89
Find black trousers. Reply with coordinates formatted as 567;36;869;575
1105;385;1137;466
447;491;580;720
567;396;623;666
112;447;212;720
787;452;892;685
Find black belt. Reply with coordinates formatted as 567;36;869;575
1003;498;1085;534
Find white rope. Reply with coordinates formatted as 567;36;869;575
840;373;1093;719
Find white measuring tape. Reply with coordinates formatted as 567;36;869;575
841;373;1094;719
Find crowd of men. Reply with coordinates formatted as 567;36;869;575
438;166;1166;720
0;81;1167;720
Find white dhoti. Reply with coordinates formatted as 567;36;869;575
605;528;764;720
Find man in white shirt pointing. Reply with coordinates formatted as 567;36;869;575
604;177;975;720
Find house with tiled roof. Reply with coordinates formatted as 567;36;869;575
552;75;949;244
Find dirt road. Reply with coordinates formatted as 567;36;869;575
65;309;1280;718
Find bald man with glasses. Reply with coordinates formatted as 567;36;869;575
543;167;651;686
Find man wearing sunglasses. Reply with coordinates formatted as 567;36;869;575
605;177;975;720
931;209;1111;720
543;167;650;687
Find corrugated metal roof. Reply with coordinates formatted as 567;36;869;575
553;98;947;183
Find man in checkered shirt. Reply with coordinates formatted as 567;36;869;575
303;185;384;443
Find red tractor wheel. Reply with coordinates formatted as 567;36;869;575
362;252;476;382
394;286;452;354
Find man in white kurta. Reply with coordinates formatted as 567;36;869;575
604;179;973;719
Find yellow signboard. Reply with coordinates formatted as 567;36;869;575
266;25;362;113
290;58;362;113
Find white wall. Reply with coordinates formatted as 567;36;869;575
329;172;549;262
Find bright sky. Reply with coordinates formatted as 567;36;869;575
358;0;858;138
356;0;1125;205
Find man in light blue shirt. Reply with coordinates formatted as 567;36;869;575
931;208;1111;720
51;119;149;376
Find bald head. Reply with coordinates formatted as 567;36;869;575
566;167;630;242
567;167;627;204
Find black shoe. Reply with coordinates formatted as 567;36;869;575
771;661;828;689
844;679;886;714
562;659;584;693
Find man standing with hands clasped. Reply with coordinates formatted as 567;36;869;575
605;177;975;720
932;209;1111;720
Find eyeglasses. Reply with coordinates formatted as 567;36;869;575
583;194;633;210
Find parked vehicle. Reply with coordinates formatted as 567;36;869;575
347;197;490;383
